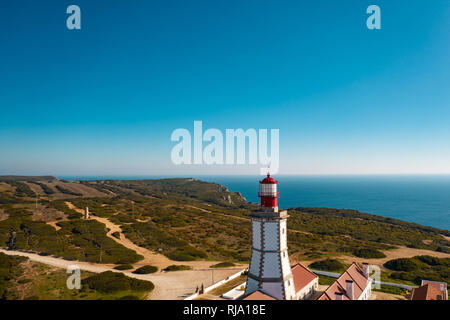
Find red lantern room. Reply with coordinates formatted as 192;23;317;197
258;173;279;209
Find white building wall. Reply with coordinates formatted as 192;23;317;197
295;278;319;300
358;279;372;300
279;219;287;251
280;250;291;278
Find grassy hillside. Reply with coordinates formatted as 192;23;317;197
0;176;448;264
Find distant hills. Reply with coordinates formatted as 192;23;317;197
0;175;57;182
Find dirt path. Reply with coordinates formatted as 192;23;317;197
64;202;245;271
0;249;243;300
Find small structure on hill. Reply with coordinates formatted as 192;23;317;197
84;207;90;219
409;280;448;300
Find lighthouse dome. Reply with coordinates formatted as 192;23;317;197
260;173;278;184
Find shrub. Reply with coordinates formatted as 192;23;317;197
353;248;386;259
111;231;120;239
82;271;154;293
384;258;419;272
114;264;134;270
167;245;207;261
54;185;82;196
163;265;192;272
309;259;346;272
118;295;140;300
132;265;158;274
210;262;235;268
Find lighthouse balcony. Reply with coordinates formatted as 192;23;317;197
257;192;279;197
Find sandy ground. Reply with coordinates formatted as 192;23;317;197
370;291;406;300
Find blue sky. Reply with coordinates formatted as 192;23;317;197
0;0;449;176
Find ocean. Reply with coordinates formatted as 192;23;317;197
60;175;450;230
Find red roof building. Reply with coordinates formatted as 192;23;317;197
318;262;372;300
410;280;448;300
242;290;277;300
291;263;319;299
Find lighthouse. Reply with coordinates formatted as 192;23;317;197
244;174;297;300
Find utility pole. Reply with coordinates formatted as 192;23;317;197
35;193;39;210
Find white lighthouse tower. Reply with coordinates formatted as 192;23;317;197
244;174;296;300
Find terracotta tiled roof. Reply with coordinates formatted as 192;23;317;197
318;263;370;300
242;290;277;300
291;263;318;293
410;284;446;300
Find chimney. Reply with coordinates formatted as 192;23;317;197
335;292;343;300
346;280;354;300
362;263;369;278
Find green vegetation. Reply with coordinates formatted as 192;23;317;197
373;285;406;295
384;255;450;285
163;265;192;272
210;262;235;268
1;258;153;300
289;207;449;253
208;275;247;296
0;206;142;264
54;185;83;196
82;271;154;294
318;275;336;286
132;265;158;274
353;248;386;259
114;264;134;270
46;200;82;219
31;182;55;195
9;181;35;198
309;259;347;272
0;253;28;299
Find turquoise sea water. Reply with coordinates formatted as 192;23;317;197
61;175;450;230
